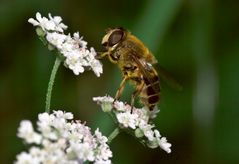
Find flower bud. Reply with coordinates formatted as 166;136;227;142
101;103;112;112
147;139;158;149
47;44;55;51
134;128;144;138
36;27;45;37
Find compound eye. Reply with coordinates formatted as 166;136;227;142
108;30;124;46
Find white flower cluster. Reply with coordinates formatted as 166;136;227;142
16;110;112;164
28;12;103;77
93;95;172;153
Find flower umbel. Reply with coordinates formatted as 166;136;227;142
16;110;112;164
28;12;103;77
93;95;172;153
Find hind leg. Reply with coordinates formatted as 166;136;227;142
131;82;144;107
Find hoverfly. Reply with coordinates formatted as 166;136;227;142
97;27;181;111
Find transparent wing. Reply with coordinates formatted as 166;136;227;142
155;64;183;91
131;55;159;91
131;52;182;91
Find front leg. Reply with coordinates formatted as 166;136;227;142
96;52;109;59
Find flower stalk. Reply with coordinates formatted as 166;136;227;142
45;56;61;113
107;127;121;144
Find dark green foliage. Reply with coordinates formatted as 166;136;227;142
0;0;238;163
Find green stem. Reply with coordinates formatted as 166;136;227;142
107;127;121;144
45;56;61;113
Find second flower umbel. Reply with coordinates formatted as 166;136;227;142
93;95;172;153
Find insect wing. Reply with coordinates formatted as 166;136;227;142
131;55;160;91
155;64;183;91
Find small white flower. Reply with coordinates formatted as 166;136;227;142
87;47;103;77
48;13;68;32
96;145;113;161
17;120;42;144
95;159;112;164
28;12;55;32
15;152;40;164
159;137;172;153
116;111;138;129
95;128;108;144
93;96;114;104
64;53;85;75
154;129;161;138
93;96;114;112
73;32;87;48
153;130;171;153
37;113;58;140
113;101;128;111
72;143;95;162
139;123;155;141
53;110;73;119
46;32;67;49
28;12;67;33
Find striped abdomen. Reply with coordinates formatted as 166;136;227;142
140;75;160;111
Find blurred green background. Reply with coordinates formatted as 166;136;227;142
0;0;239;163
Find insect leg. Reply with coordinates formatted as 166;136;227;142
114;76;128;101
96;52;109;59
130;82;144;107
